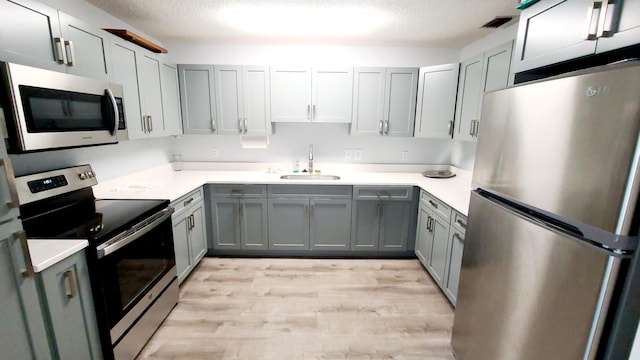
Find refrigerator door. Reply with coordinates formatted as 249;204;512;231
452;191;622;360
473;62;640;238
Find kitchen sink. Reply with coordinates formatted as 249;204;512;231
280;174;340;180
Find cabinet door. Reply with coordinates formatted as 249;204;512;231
38;252;101;360
0;0;63;71
414;64;459;138
414;206;432;268
242;66;271;136
210;199;241;249
270;67;311;122
59;12;110;80
426;214;450;286
453;55;484;141
312;67;353;123
482;41;513;93
161;63;182;136
596;0;640;53
351;201;380;251
268;199;309;249
379;201;411;251
310;198;352;250
443;230;465;306
351;68;385;136
189;204;207;264
240;199;268;250
384;68;418;136
178;65;217;134
214;65;243;135
172;214;192;283
513;0;596;73
138;53;165;136
0;158;19;223
109;38;145;139
0;224;50;360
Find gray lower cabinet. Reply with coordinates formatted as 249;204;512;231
443;213;466;305
267;185;352;250
209;185;268;250
37;251;102;360
171;188;207;284
351;186;416;252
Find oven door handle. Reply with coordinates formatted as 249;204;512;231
96;207;174;259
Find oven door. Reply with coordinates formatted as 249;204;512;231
1;62;124;152
93;207;176;342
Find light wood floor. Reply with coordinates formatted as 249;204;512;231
138;258;455;360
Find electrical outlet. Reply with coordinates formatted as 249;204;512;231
211;148;218;158
354;149;362;160
344;149;352;160
402;151;409;161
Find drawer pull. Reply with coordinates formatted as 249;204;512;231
63;270;77;299
230;189;245;195
453;232;465;242
377;191;391;197
456;219;467;229
428;200;438;209
184;197;194;206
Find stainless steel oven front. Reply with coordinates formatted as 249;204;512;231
0;61;128;152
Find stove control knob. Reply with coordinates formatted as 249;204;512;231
79;173;87;180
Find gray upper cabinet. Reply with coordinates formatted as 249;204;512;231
271;67;353;123
454;41;513;141
161;63;183;136
109;37;144;138
178;64;217;134
0;0;110;80
513;0;640;73
37;251;102;360
138;53;165;136
214;65;271;136
352;67;419;137
414;63;459;139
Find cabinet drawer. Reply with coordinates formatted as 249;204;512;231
420;191;451;222
268;185;352;198
452;211;467;234
171;187;204;217
353;186;414;201
210;184;267;198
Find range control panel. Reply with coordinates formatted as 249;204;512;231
15;164;98;205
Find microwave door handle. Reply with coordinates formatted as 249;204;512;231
104;89;118;135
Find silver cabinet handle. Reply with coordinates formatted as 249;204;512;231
0;158;19;208
596;0;615;37
475;120;480;137
244;118;248;134
379;203;385;217
454;232;465;242
426;215;432;232
448;121;453;136
190;214;195;231
184;197;194;207
428;200;438;209
310;203;314;218
63;40;75;66
211;117;217;132
377;190;391;198
584;1;603;40
469;120;476;136
307;104;311;121
148;115;153;132
54;37;67;64
230;189;245;195
379;120;384;135
63;270;77;299
456;218;467;229
238;118;243;133
384;120;389;134
141;116;147;133
312;104;316;121
17;231;35;277
429;217;435;233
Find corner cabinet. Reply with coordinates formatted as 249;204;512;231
513;0;640;73
352;67;419;137
37;251;102;360
270;67;354;123
414;64;459;139
267;185;353;250
178;64;217;134
214;65;271;136
209;185;268;250
171;188;207;284
453;41;513;141
351;186;417;251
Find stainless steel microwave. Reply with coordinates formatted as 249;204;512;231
0;62;128;153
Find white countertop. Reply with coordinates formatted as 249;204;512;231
93;163;473;215
28;239;88;272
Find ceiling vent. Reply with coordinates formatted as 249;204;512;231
482;16;514;28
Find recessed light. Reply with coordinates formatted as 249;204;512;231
219;5;391;37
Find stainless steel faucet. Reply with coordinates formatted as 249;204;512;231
308;144;314;174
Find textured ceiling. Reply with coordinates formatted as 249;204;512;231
86;0;520;47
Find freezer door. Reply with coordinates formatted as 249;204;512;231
452;191;622;360
473;62;640;236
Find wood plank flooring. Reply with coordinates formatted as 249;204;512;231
137;258;455;360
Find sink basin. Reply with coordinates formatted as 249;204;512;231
280;174;340;180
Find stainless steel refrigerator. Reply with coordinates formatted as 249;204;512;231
451;61;640;360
